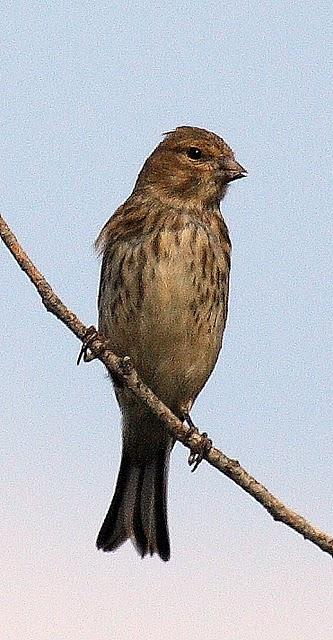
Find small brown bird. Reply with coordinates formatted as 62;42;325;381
95;126;246;560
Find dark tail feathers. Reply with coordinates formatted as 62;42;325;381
96;448;170;561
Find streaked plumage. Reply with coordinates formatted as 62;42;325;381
96;126;246;560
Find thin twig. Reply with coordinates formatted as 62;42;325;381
1;212;332;558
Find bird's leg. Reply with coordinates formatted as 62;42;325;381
182;411;213;472
183;411;198;433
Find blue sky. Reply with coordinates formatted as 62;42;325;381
1;2;332;639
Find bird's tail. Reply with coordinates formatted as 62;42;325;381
96;445;171;561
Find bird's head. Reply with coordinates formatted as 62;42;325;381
134;126;247;206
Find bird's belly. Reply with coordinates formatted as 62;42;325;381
100;227;228;412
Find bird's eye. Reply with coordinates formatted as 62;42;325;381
186;147;203;160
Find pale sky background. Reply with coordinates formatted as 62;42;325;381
1;2;332;639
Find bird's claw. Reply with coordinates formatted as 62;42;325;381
183;413;212;472
77;326;98;365
187;432;212;472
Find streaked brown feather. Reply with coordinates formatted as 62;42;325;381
96;125;245;561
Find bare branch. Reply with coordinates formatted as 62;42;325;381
1;212;332;558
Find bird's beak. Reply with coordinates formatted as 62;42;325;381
224;159;247;182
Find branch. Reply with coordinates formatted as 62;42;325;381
1;212;332;558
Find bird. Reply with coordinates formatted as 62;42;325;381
95;125;246;561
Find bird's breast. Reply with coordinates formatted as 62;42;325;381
99;220;230;409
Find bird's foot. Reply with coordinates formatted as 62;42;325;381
183;413;212;472
188;431;212;472
77;325;99;365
